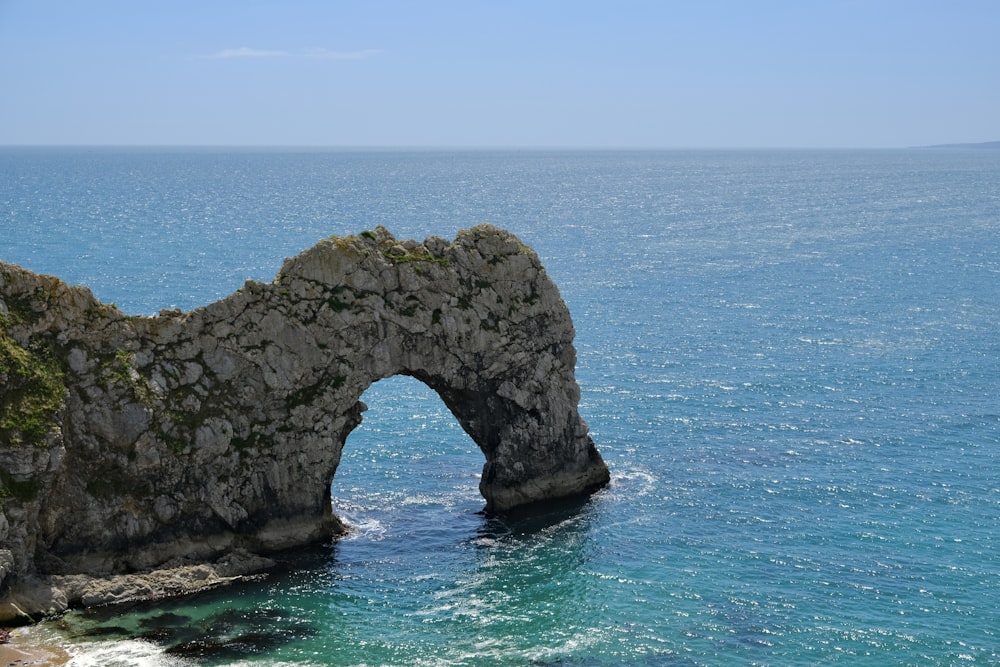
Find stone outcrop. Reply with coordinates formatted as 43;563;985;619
0;225;609;621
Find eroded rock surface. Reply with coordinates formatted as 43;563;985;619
0;225;609;621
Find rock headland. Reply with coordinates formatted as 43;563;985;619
0;224;609;622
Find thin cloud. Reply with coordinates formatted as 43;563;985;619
204;47;290;59
302;48;382;60
202;47;381;61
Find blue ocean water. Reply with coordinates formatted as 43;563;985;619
2;147;999;665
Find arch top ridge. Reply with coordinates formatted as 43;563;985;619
273;224;535;286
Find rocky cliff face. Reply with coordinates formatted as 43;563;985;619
0;225;609;620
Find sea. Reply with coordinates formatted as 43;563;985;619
1;147;998;666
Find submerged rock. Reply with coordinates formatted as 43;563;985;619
0;225;609;622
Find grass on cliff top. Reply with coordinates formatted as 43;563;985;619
328;230;452;267
384;251;451;267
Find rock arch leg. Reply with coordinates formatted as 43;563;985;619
416;372;609;512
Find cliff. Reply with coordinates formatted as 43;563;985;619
0;224;609;621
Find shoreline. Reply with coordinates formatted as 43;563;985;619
2;620;190;667
1;626;70;666
1;550;276;625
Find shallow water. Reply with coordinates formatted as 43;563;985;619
2;147;999;665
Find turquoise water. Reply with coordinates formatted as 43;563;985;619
2;148;999;665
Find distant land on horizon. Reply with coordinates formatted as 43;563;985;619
918;140;1000;149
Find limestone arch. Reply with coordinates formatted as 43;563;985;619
276;225;609;522
2;225;609;580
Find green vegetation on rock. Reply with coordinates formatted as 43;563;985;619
384;251;451;267
98;349;157;408
0;314;66;447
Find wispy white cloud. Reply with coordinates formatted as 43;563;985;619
307;48;382;60
202;47;381;61
204;47;290;59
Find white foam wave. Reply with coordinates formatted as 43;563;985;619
341;515;386;540
66;638;194;667
610;468;658;499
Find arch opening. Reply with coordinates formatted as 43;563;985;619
331;375;486;541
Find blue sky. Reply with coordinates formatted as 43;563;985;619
1;0;996;147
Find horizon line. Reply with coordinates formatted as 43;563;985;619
1;142;979;151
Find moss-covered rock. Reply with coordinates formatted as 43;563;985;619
0;318;65;448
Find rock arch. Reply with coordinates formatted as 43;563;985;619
0;225;609;591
